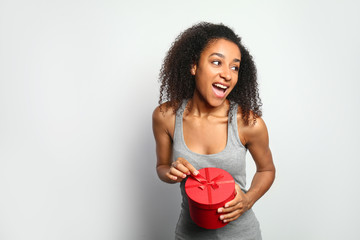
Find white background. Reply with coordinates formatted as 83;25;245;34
1;0;359;239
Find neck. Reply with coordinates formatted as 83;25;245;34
187;90;229;118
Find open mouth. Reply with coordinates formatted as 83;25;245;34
212;83;229;98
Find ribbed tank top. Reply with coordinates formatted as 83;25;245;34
173;99;262;240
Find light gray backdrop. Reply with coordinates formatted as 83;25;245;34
1;0;359;239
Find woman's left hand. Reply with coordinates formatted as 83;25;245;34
217;183;251;223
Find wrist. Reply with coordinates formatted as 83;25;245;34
245;191;257;209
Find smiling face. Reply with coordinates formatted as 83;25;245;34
191;38;241;107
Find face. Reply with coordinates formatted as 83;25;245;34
191;38;241;107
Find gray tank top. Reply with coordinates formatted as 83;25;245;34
173;99;262;240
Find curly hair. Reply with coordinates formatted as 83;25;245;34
159;22;262;125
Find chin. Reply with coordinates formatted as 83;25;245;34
207;97;228;108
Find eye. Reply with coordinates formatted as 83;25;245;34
231;66;239;71
212;60;221;66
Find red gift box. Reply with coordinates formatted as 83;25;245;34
185;167;236;229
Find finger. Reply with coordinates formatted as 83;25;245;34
171;161;178;168
219;202;243;213
223;193;242;208
173;162;191;175
165;171;179;181
219;209;242;222
170;166;187;179
224;185;244;208
222;213;242;223
178;158;199;175
217;192;240;213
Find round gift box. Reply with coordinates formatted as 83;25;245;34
185;167;236;229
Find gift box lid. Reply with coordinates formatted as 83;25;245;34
185;167;235;209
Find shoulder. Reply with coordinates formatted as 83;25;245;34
236;106;269;147
152;102;177;138
152;102;177;123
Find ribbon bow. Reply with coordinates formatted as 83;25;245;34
191;172;224;190
186;168;235;207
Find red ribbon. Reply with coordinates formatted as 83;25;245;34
191;170;224;190
187;168;226;205
186;168;235;208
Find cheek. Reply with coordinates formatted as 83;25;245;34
194;76;207;91
232;76;239;86
233;71;239;80
195;70;211;85
230;79;239;91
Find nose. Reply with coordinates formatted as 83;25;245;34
220;66;231;81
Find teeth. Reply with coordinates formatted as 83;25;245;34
214;83;228;89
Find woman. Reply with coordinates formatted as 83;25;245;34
152;22;275;239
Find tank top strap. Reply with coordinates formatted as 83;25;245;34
173;99;188;144
228;101;246;149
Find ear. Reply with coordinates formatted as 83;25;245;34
190;64;197;76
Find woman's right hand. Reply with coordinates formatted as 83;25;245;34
166;157;199;182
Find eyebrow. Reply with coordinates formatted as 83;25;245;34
209;53;241;63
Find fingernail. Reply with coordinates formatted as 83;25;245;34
223;220;227;223
218;208;223;213
182;174;186;178
173;176;177;180
187;172;190;175
225;204;229;208
193;170;199;175
220;215;224;220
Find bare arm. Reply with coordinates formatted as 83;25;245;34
152;105;198;184
218;116;275;223
243;117;276;208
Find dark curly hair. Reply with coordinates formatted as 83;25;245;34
159;22;262;125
